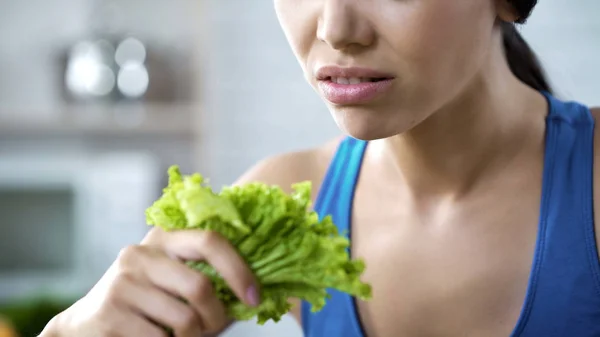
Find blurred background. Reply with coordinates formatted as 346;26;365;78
0;0;597;336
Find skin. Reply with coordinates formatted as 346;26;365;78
42;0;600;336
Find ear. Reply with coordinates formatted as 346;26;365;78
495;0;520;22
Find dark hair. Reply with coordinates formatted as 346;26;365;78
502;0;552;93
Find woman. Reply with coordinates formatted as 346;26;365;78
42;0;600;336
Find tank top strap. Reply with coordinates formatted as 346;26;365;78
302;136;368;337
313;136;368;228
513;92;600;337
542;92;595;228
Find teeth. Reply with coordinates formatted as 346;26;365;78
331;77;371;85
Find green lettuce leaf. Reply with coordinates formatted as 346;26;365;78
145;165;372;324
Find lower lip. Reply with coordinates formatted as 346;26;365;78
318;79;394;105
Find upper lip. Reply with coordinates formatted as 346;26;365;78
315;66;395;81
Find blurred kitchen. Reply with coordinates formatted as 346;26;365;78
0;0;598;336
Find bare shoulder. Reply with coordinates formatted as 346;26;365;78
235;136;343;193
234;135;343;325
591;107;600;121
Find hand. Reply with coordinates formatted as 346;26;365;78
43;228;259;337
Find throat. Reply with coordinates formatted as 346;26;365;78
372;88;547;198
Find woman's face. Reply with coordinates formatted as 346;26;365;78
274;0;503;140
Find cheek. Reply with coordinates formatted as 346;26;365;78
378;1;495;94
274;0;318;73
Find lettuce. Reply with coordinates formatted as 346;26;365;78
145;165;371;324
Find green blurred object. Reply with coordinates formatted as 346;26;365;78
0;297;74;337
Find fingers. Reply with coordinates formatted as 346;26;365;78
136;247;229;333
104;308;168;337
113;272;203;337
51;226;252;337
145;228;260;307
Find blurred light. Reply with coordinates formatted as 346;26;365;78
115;38;146;67
89;65;116;96
117;62;149;98
66;59;115;97
66;41;116;97
66;57;97;95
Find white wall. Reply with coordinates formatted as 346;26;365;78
0;0;88;112
521;0;600;105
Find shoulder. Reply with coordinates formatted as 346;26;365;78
590;107;599;165
591;107;600;120
589;107;599;173
588;107;600;122
235;136;343;194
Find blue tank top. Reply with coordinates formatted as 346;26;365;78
301;92;600;337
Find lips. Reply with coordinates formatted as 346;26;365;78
316;66;395;81
316;66;395;105
327;77;390;84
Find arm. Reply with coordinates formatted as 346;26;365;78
40;141;337;337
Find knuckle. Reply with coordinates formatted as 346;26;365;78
103;284;122;305
117;245;142;266
141;227;167;245
185;273;214;303
105;273;134;302
95;302;120;325
205;312;230;333
172;307;200;332
115;270;136;288
199;230;222;248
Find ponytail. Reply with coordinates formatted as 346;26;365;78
501;21;552;94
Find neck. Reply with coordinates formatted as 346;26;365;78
374;57;547;198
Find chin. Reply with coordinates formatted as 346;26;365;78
339;125;395;141
329;106;414;141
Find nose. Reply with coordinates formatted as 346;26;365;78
317;0;375;51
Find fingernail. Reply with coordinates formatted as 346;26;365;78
246;285;260;307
